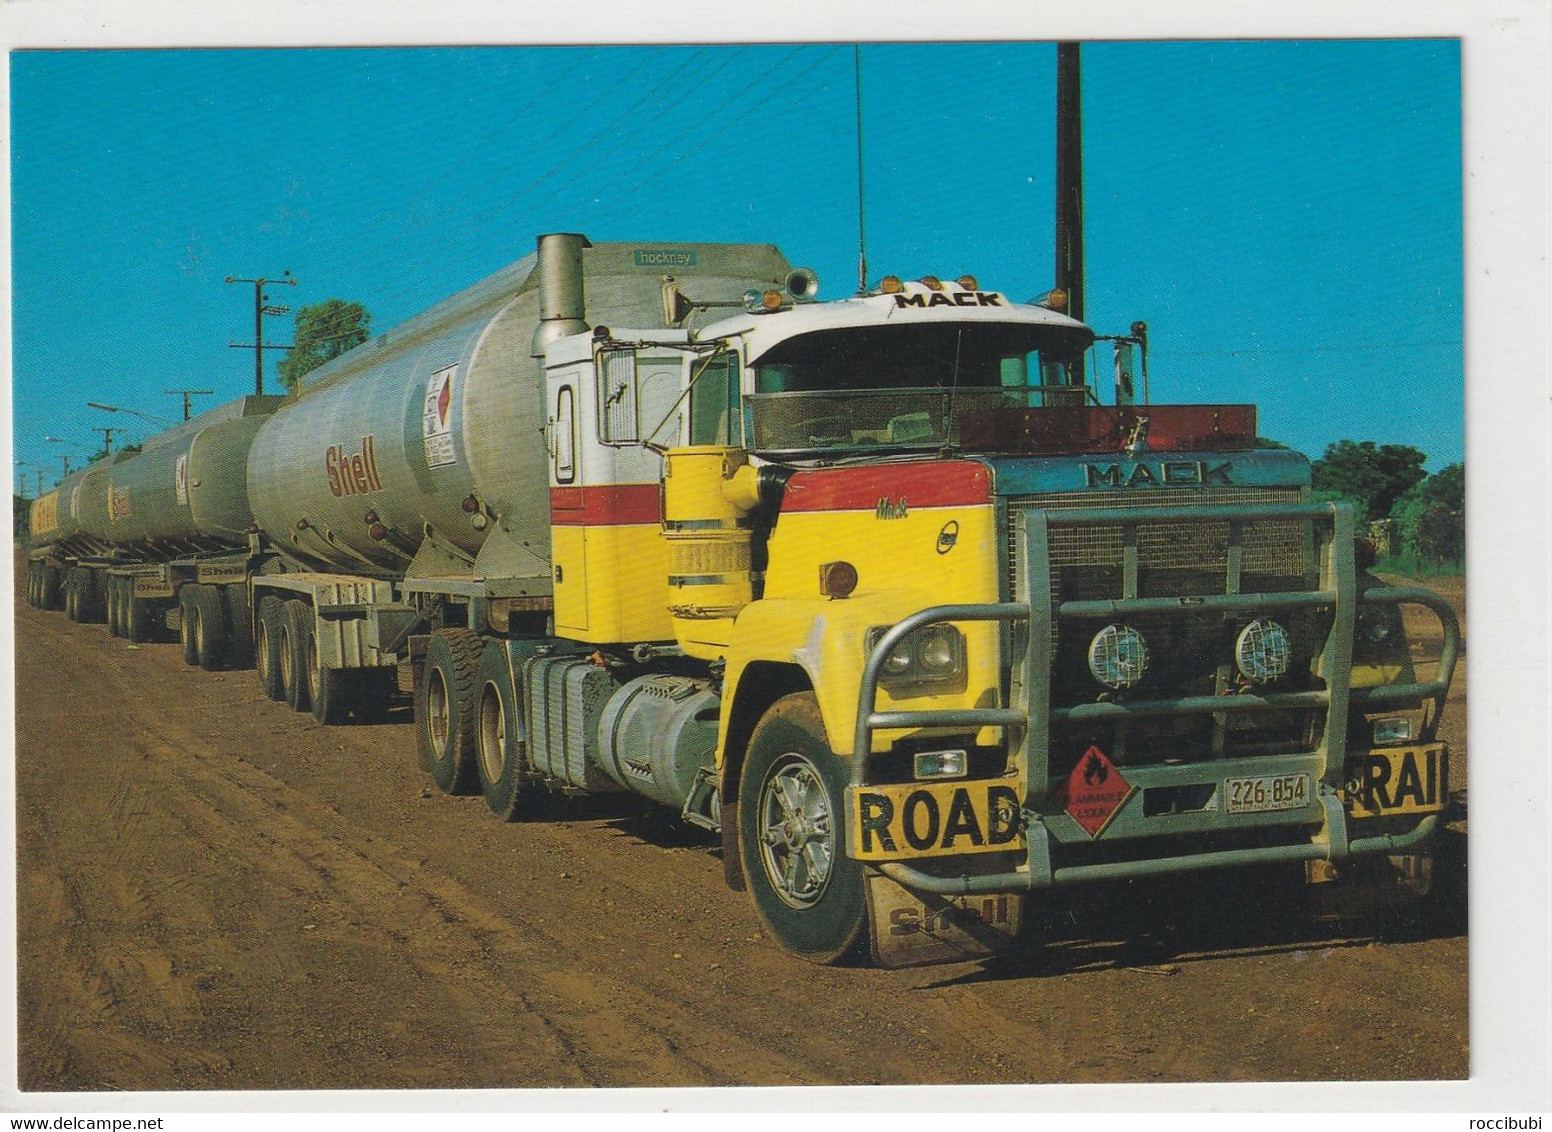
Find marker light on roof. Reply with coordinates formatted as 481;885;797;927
920;275;944;291
957;275;979;291
1032;288;1069;311
744;288;786;314
879;276;904;294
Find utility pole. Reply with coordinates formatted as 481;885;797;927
1055;41;1084;328
226;273;297;395
93;426;125;456
165;387;215;421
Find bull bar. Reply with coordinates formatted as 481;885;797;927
850;500;1460;896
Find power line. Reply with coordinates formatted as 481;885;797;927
1157;339;1462;360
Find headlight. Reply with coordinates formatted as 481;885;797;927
1235;618;1292;684
1371;715;1417;745
866;624;967;690
1088;624;1149;691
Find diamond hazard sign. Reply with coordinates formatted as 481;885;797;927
1059;745;1132;837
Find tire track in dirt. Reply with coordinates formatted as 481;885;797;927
15;567;1469;1089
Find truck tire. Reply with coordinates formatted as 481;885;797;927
280;599;312;713
738;692;867;964
255;596;286;699
179;587;200;665
106;577;120;636
64;571;81;621
40;566;60;611
26;564;38;607
193;585;227;672
83;570;106;623
111;577;129;638
224;585;255;669
420;627;483;795
305;629;348;725
125;590;151;643
475;642;526;820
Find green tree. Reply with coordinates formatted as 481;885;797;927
1390;462;1464;566
277;299;371;391
1311;440;1428;522
14;492;32;543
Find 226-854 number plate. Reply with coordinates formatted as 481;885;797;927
1223;772;1311;815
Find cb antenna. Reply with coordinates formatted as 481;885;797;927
855;44;869;295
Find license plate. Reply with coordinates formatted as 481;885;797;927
1223;772;1311;814
1344;743;1448;818
845;780;1023;860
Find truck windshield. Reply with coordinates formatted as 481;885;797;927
746;322;1092;457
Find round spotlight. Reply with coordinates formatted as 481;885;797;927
1235;619;1292;684
1088;624;1149;691
818;560;858;599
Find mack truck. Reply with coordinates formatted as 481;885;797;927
25;230;1459;967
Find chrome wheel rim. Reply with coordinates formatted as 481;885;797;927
757;753;836;909
427;667;451;753
307;637;321;701
477;682;505;785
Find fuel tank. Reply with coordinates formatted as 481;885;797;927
28;467;88;551
244;235;792;584
99;396;284;557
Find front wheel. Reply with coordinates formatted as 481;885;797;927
737;692;866;964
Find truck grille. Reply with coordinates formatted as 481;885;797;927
1006;486;1324;768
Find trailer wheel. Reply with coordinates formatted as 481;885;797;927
475;643;526;820
738;692;866;965
420;627;483;795
224;585;255;669
179;587;200;665
112;578;129;638
26;564;38;608
84;570;106;623
305;631;349;725
125;589;151;643
64;571;80;621
256;596;286;699
280;599;313;713
193;585;227;672
105;577;119;635
40;566;61;611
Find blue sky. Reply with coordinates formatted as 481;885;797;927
9;40;1462;492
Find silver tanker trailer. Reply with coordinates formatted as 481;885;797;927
25;229;1458;967
27;395;284;648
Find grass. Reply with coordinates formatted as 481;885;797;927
1373;552;1464;578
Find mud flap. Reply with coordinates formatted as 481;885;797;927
1305;853;1434;920
865;871;1022;969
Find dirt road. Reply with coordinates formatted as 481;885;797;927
13;569;1467;1091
